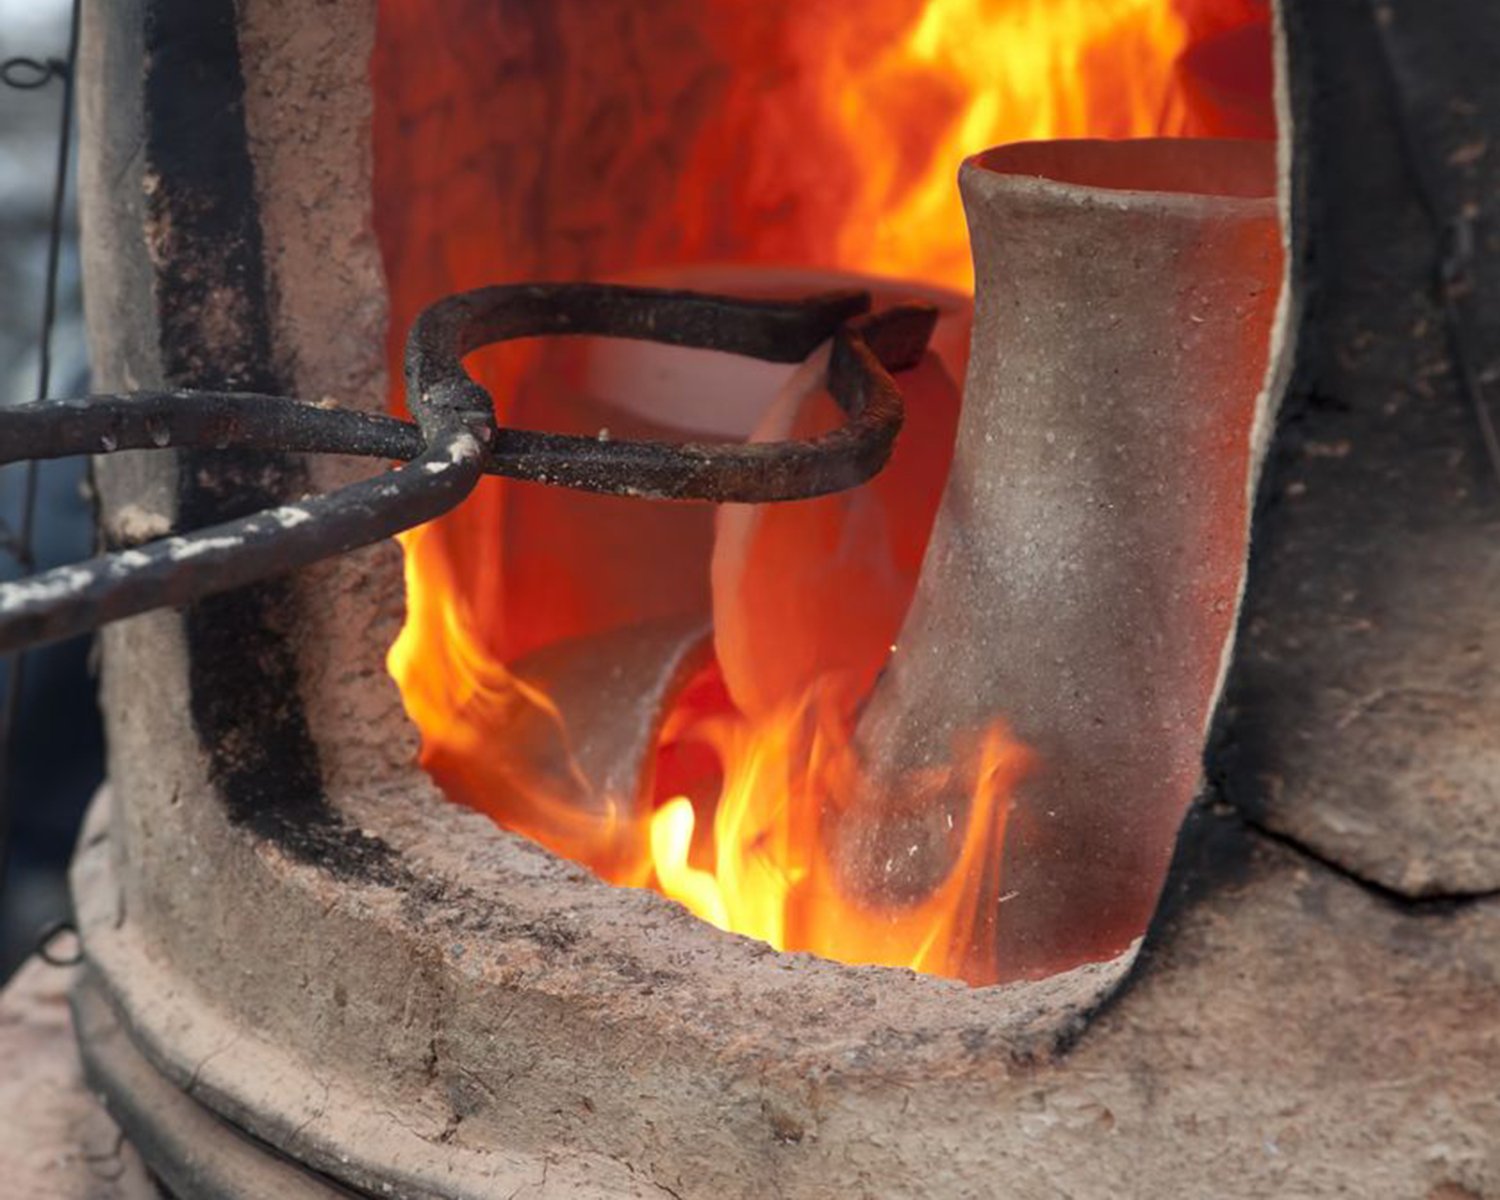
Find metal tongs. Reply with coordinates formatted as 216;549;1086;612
0;282;936;655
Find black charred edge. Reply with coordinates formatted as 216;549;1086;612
139;0;405;884
1057;781;1500;1058
1114;794;1259;976
1206;0;1492;839
1199;0;1323;825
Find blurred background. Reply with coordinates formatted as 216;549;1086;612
0;0;103;980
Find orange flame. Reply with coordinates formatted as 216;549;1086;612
391;558;1034;982
380;0;1273;985
647;680;1033;981
815;0;1194;289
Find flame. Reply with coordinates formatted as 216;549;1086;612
391;567;1034;983
646;682;1033;981
816;0;1195;289
379;0;1272;985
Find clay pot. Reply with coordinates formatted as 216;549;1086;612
840;138;1282;979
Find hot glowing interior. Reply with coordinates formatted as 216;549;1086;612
374;0;1274;985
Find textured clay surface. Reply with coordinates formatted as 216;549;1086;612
848;140;1282;977
1211;0;1500;896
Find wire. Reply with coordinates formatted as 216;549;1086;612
0;0;82;903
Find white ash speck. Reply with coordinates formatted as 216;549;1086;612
168;535;243;560
0;565;96;611
110;505;171;544
268;505;312;528
448;432;481;462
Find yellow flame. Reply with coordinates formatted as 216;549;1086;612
643;686;1031;983
819;0;1191;289
385;0;1255;985
650;798;732;932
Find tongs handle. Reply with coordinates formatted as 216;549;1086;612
0;283;936;655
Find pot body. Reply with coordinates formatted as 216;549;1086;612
846;138;1282;978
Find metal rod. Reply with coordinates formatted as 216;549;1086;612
0;284;936;656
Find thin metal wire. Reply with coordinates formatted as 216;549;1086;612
0;0;82;903
0;56;66;90
34;917;81;967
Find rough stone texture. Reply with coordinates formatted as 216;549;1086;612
0;958;155;1200
73;778;1500;1200
1057;802;1500;1200
72;782;1130;1200
77;0;343;1026
76;0;176;536
235;0;420;806
1211;0;1500;896
73;969;351;1199
848;140;1282;978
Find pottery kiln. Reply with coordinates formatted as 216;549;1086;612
3;0;1500;1196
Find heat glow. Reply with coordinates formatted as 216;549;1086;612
379;0;1273;985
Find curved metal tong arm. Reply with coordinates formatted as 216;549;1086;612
0;283;936;655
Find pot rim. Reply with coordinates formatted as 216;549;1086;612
963;136;1278;215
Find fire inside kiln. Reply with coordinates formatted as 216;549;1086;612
374;0;1277;984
